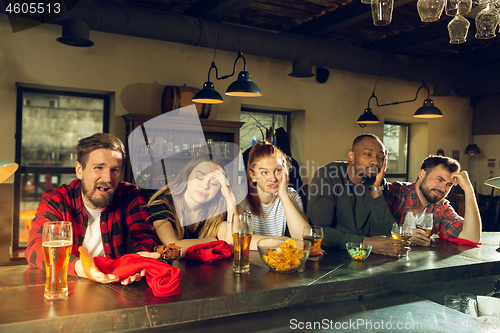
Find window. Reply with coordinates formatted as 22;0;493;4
239;108;290;153
239;108;290;183
383;122;409;182
12;87;110;256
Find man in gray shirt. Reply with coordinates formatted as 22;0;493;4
308;134;408;257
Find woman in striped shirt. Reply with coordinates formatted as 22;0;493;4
239;141;310;249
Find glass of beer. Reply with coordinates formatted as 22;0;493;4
416;212;433;236
232;213;253;274
42;221;73;300
391;222;412;258
302;226;323;261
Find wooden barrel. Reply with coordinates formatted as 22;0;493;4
161;85;211;119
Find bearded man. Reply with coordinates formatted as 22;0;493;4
308;133;409;257
387;155;481;246
26;133;160;284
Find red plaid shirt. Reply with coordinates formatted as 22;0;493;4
25;179;159;276
386;182;464;239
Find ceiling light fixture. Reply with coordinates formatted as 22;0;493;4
365;0;500;44
464;143;481;155
357;82;443;127
288;59;315;78
56;18;94;47
192;1;262;104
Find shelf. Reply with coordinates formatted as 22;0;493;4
122;113;244;185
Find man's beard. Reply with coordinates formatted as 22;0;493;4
420;177;446;204
362;175;377;186
360;166;379;186
82;181;115;208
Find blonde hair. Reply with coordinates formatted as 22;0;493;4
147;155;226;240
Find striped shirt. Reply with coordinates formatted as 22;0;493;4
238;187;304;236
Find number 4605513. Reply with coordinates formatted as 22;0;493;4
5;2;61;14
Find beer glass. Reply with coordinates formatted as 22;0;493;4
302;226;324;261
416;212;433;236
232;213;253;274
42;221;73;300
391;222;412;258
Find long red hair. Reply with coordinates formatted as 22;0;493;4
246;141;289;216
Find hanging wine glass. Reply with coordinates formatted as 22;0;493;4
475;3;500;39
371;0;394;26
417;0;446;22
448;14;470;44
361;0;371;5
446;0;472;16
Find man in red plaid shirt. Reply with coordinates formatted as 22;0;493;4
386;155;481;246
25;133;160;285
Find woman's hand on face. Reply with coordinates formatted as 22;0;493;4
277;166;289;198
212;169;233;200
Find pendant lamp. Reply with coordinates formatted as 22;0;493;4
357;82;442;127
192;62;224;104
464;143;481;155
225;52;262;97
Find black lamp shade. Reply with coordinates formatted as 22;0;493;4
357;108;380;124
57;18;94;47
192;81;224;104
464;144;481;155
413;99;443;118
225;71;262;97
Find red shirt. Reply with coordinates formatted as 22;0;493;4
25;179;159;276
387;182;464;238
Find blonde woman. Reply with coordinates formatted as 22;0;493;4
147;155;236;257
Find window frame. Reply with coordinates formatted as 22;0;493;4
11;86;110;259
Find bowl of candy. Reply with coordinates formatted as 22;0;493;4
257;238;312;273
346;243;372;261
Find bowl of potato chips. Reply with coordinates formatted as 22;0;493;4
257;238;312;273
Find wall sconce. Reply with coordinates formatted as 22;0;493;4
0;159;18;183
357;82;443;127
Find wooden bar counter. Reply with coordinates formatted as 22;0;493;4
1;233;499;332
